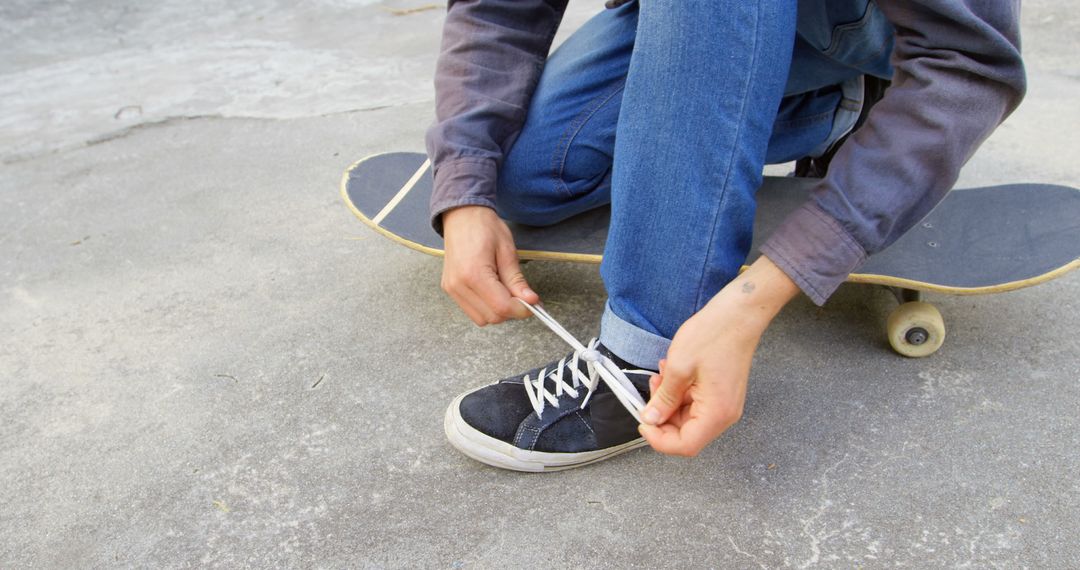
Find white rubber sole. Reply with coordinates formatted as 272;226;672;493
443;386;648;472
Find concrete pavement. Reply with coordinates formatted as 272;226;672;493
2;1;1078;567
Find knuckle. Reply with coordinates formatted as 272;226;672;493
665;446;692;458
720;404;744;425
668;442;703;458
666;363;693;380
496;301;517;317
656;388;681;408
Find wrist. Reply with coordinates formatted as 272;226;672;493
442;205;497;233
710;255;799;331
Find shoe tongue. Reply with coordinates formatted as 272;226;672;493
596;344;657;375
593;344;655;395
501;344;656;393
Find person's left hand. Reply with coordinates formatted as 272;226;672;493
637;256;799;456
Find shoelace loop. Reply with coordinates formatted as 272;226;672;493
517;299;648;423
580;348;603;363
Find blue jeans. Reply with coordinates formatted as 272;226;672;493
496;0;893;368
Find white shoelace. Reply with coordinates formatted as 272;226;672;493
516;299;650;423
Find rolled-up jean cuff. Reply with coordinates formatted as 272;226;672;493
599;300;670;371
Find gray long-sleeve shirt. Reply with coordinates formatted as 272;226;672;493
425;0;1026;305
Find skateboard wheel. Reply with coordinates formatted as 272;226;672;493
886;301;946;358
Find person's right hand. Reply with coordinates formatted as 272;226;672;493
441;206;540;326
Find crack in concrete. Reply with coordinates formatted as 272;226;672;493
795;454;850;569
1;100;432;165
84;114;228;147
727;535;769;570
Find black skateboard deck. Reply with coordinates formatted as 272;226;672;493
342;151;1080;356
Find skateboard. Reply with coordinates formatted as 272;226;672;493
341;151;1080;358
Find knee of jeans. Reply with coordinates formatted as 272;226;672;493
493;190;530;224
494;189;566;227
496;153;547;223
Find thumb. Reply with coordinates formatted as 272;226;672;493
496;247;539;305
640;363;692;426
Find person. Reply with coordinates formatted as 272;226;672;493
427;0;1025;471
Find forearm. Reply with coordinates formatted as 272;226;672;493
638;255;799;454
424;0;569;233
706;255;800;333
763;0;1026;305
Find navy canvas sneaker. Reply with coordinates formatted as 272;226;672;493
444;302;656;472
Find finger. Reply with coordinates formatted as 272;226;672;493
460;284;503;324
648;371;693;405
637;423;681;454
638;415;720;457
446;277;497;325
446;289;488;326
469;265;523;321
442;268;491;325
663;400;695;428
495;247;538;314
640;362;694;426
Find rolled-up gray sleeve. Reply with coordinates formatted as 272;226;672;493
762;0;1026;304
424;0;569;234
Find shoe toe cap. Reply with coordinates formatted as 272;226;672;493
457;383;535;444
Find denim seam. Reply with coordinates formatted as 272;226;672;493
694;3;763;309
551;82;625;199
823;4;891;69
772;109;836;132
842;37;892;69
600;301;672;369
